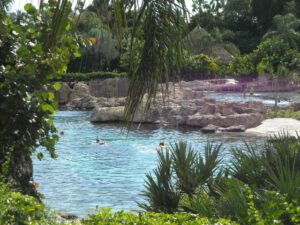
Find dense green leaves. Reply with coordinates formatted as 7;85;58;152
83;209;236;225
263;13;300;50
140;142;222;213
141;136;300;224
0;1;83;195
0;181;55;225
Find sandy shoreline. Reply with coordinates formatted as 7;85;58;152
247;118;300;137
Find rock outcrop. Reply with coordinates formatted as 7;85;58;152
91;84;267;132
55;80;268;131
54;82;72;104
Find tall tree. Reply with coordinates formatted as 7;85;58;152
0;0;84;196
263;13;300;50
251;0;290;33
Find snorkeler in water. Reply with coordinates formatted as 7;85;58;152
159;142;167;149
95;136;105;145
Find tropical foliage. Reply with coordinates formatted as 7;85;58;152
267;108;300;120
229;37;300;76
0;0;84;196
82;209;235;225
263;13;300;50
141;135;300;224
0;180;56;225
191;0;300;53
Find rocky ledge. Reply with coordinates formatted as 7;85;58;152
90;84;267;132
55;81;268;132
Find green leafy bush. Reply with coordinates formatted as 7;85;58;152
182;53;223;75
141;136;300;224
82;209;236;225
228;37;300;76
0;181;56;225
267;108;300;120
54;72;127;82
0;1;84;196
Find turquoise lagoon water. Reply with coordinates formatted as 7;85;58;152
33;111;262;217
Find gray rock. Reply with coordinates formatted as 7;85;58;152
55;82;72;104
201;124;220;133
90;106;125;122
201;104;215;114
58;213;78;220
217;125;246;133
187;113;264;128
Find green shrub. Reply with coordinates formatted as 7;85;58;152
141;136;300;224
181;53;227;78
140;142;222;213
267;108;300;120
228;37;300;76
0;181;57;225
82;209;236;225
53;72;127;82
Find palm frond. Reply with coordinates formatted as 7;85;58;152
124;0;188;120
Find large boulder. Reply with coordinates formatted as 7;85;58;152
90;106;125;122
55;82;72;104
68;82;97;110
90;105;160;123
70;82;90;99
201;124;220;133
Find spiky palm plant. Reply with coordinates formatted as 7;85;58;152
141;141;222;213
231;133;300;200
171;142;199;198
139;149;181;213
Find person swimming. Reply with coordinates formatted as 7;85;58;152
159;142;167;149
95;137;105;145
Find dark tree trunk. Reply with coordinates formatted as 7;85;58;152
0;150;40;199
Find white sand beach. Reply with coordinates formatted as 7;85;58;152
247;118;300;137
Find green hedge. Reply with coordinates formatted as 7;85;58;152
53;72;127;82
82;209;236;225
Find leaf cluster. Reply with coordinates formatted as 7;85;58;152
0;1;83;190
228;37;300;76
140;141;222;213
141;135;300;224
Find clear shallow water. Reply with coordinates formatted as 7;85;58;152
33;111;262;217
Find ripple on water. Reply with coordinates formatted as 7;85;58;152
33;110;263;217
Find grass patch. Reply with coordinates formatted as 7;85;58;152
267;108;300;120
